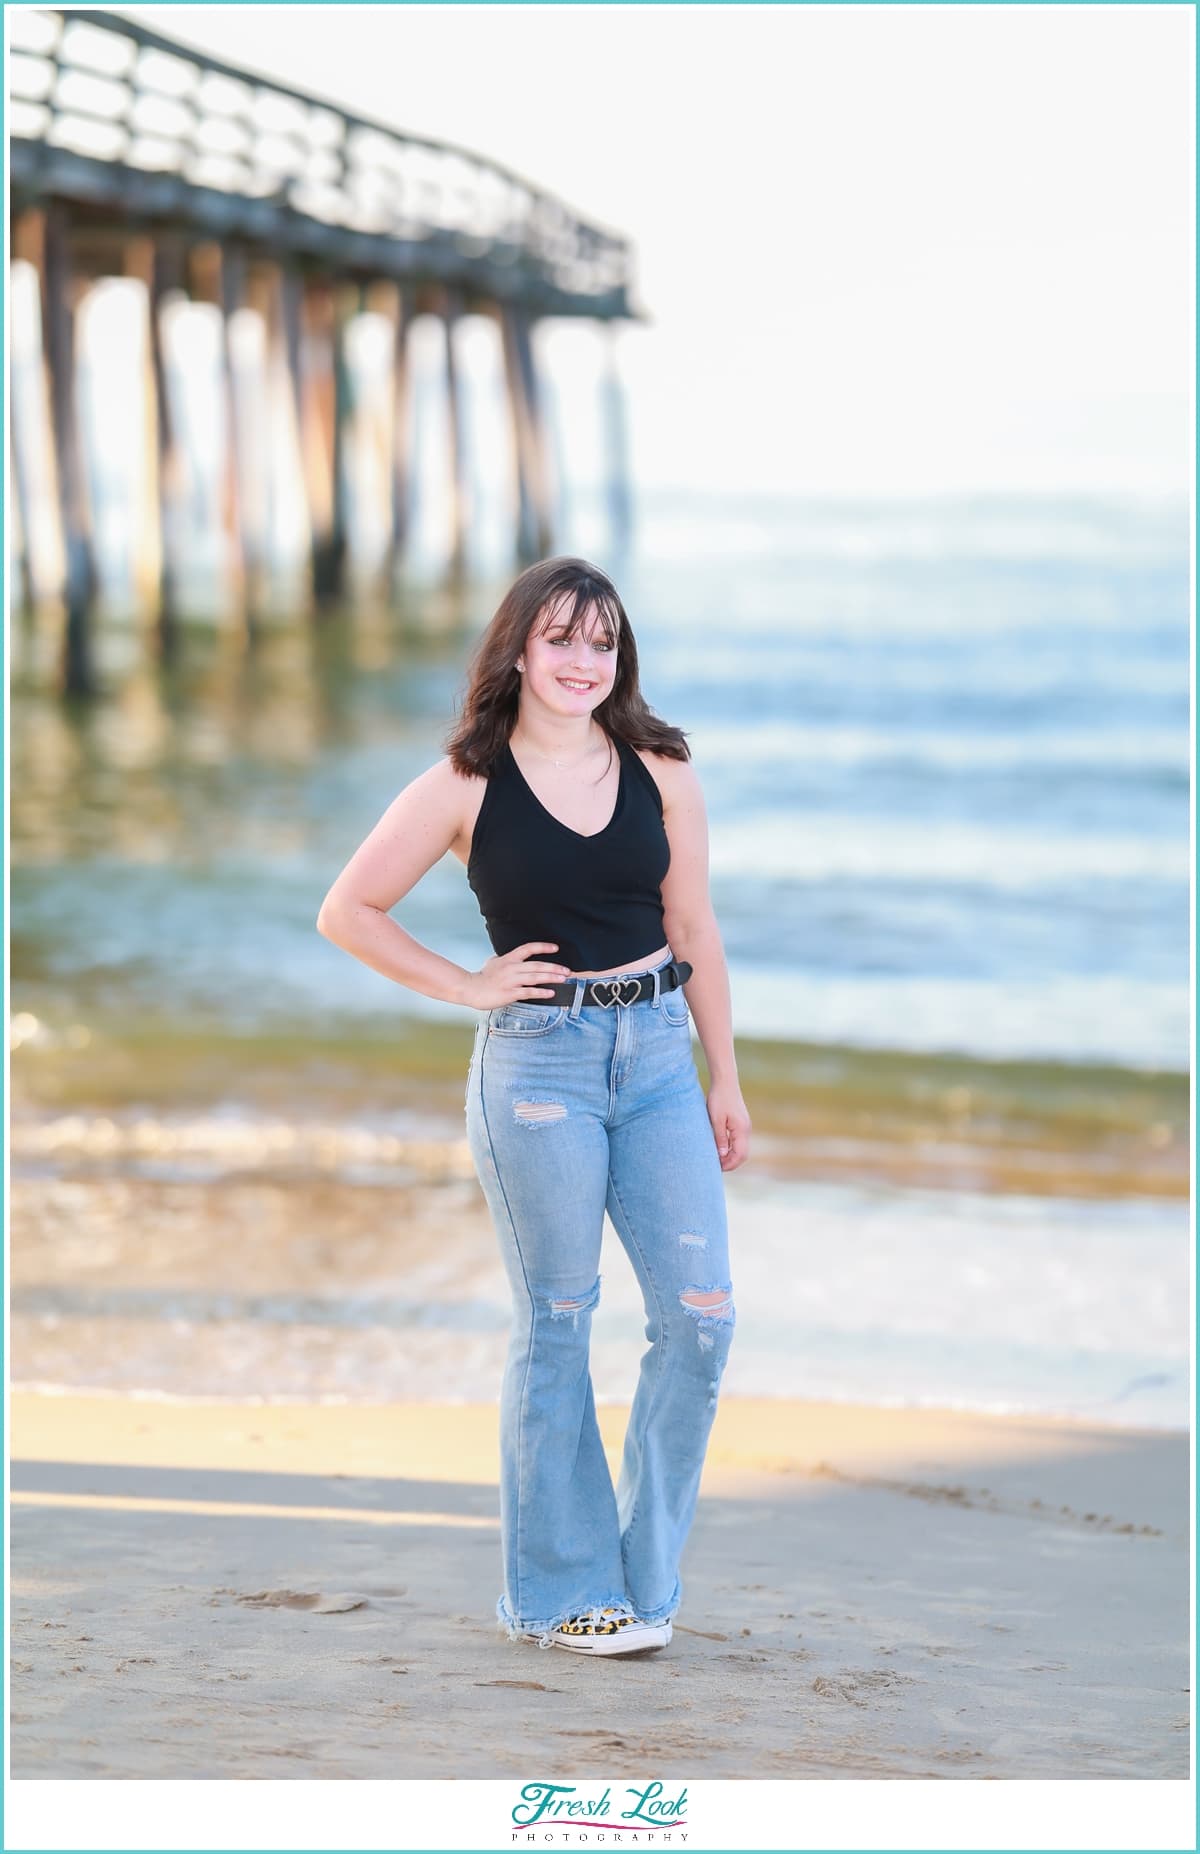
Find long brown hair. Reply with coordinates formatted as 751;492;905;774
444;557;691;777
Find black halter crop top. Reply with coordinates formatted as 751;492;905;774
466;732;672;973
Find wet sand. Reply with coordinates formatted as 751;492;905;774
12;1010;1189;1201
10;1392;1188;1779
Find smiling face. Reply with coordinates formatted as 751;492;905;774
517;595;620;717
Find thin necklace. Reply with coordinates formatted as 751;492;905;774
512;726;607;773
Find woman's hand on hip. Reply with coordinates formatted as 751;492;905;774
462;943;572;1010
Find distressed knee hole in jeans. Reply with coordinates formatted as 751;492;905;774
548;1276;601;1329
680;1284;735;1351
513;1098;568;1127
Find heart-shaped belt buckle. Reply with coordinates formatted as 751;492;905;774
592;977;642;1009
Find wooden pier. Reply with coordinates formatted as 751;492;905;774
7;7;641;683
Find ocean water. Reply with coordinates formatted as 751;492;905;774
12;490;1189;1070
10;1158;1190;1431
10;489;1192;1428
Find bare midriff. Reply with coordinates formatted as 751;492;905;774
566;942;673;980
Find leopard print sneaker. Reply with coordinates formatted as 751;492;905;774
548;1607;673;1656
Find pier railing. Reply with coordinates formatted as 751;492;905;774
8;6;636;317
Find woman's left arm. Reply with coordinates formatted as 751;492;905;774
654;754;752;1173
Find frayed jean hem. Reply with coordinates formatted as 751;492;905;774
496;1583;680;1648
626;1582;681;1627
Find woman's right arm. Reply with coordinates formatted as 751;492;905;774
315;758;569;1009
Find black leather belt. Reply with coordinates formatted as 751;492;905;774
540;959;693;1009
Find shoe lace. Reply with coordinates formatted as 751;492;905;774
559;1604;638;1635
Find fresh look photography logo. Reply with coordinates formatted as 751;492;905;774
511;1781;689;1841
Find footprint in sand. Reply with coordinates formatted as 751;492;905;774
812;1669;915;1705
475;1679;560;1692
224;1589;368;1613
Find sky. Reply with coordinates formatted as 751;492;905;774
86;4;1198;499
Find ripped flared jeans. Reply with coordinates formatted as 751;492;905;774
464;948;735;1643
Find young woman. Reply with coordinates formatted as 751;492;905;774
317;556;751;1657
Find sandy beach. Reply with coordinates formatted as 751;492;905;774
10;1390;1188;1780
